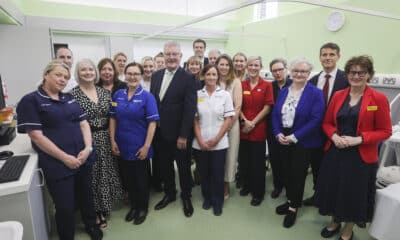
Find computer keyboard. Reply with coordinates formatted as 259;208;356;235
0;155;29;183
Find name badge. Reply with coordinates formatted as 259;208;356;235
111;102;117;107
198;97;204;103
367;105;378;111
243;91;251;95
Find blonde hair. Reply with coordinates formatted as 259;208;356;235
141;56;154;66
186;56;202;79
75;58;99;84
113;52;127;61
42;60;70;84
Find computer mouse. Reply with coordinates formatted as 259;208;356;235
0;150;13;160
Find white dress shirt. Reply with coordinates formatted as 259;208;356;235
316;68;338;101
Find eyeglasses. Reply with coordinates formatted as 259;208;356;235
348;71;367;77
291;70;309;75
164;52;180;57
271;68;285;73
126;72;141;77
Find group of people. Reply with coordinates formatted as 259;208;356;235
15;38;392;240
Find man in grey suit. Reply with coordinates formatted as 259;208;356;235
304;42;349;206
150;41;197;217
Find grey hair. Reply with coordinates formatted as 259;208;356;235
164;41;181;52
74;58;99;84
288;57;313;72
208;49;221;55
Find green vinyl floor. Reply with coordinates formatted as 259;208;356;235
49;169;374;240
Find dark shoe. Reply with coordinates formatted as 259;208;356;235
250;198;263;206
133;210;147;225
86;226;103;240
283;210;297;228
125;208;136;222
303;195;315;206
154;195;176;210
338;231;353;240
239;188;250;196
270;188;282;199
202;200;212;210
321;224;341;238
182;199;194;217
276;202;289;215
213;206;222;216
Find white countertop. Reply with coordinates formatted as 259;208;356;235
0;134;38;197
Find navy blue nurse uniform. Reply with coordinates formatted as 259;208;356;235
110;86;159;212
16;87;97;240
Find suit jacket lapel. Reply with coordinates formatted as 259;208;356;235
161;68;181;102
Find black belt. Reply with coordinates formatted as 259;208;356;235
90;125;109;132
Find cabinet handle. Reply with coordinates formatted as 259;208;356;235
36;168;45;187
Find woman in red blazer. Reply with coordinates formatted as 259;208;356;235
315;55;392;240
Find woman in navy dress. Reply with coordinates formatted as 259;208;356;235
16;60;102;240
109;62;159;225
315;56;392;240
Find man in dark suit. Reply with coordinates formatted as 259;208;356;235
304;42;349;206
184;39;209;69
150;41;197;217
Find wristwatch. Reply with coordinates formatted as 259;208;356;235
85;146;93;153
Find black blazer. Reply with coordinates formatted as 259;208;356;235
150;67;197;141
309;69;348;105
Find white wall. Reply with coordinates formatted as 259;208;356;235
0;24;50;105
0;15;227;105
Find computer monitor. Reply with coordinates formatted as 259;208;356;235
0;75;6;110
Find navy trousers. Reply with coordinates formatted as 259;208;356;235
198;149;227;209
46;162;96;240
120;159;150;211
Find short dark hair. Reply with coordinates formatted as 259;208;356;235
124;62;143;75
269;58;287;71
320;42;340;55
193;38;206;49
344;55;375;82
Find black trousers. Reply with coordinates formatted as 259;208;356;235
120;159;150;211
267;135;284;191
151;131;162;187
238;140;266;199
198;149;226;209
309;147;324;190
155;132;193;199
46;163;96;240
277;142;311;208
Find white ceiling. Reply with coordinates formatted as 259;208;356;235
42;0;238;17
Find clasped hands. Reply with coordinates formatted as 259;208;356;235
276;133;295;145
241;119;255;134
331;133;363;149
64;147;91;169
